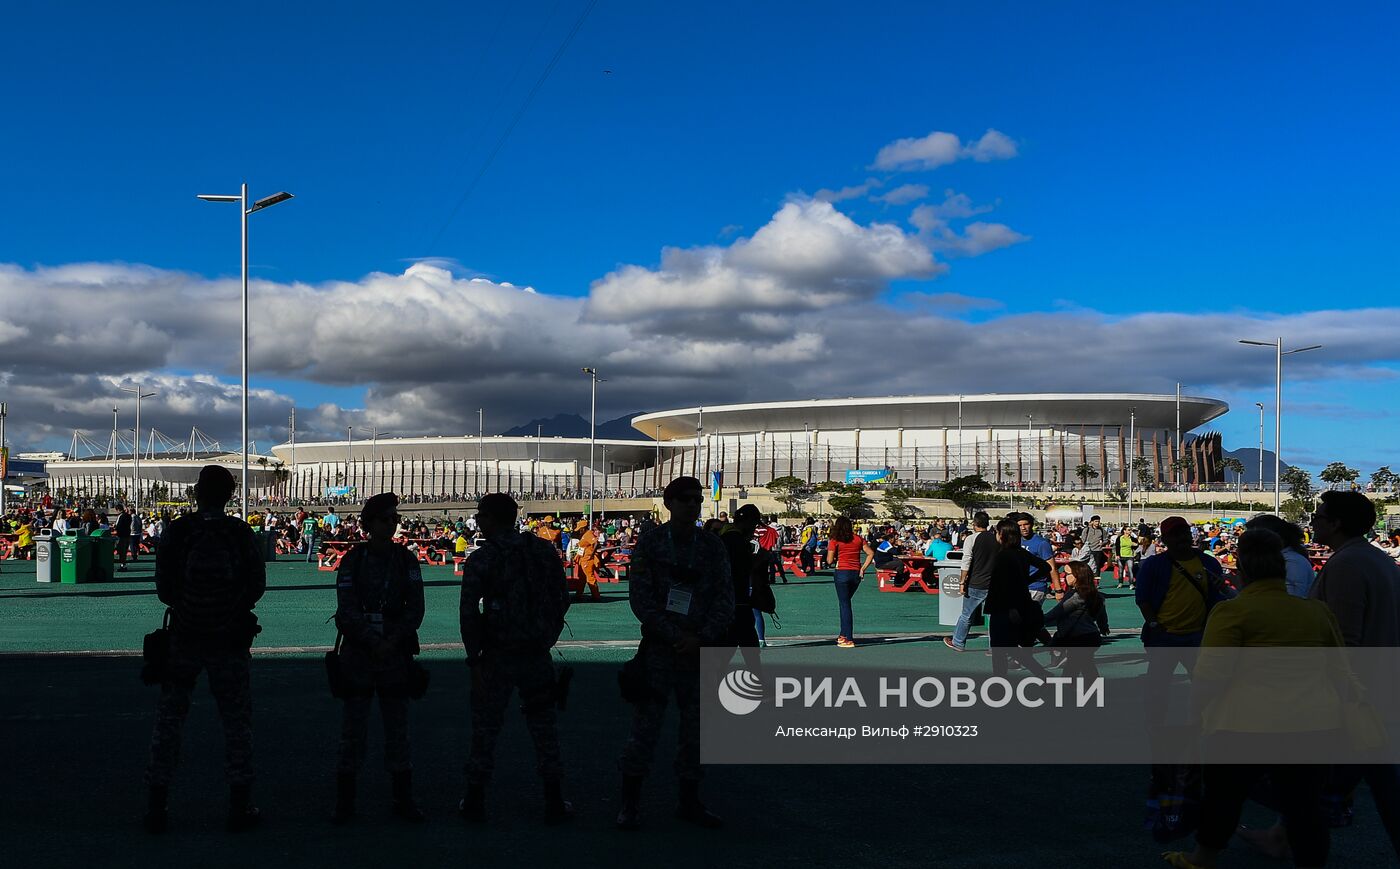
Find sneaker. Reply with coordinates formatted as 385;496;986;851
942;638;967;652
836;636;855;648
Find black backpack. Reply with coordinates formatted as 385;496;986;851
176;516;246;636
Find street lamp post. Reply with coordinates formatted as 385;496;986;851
1127;407;1136;528
581;368;600;519
1239;338;1322;513
120;383;158;511
0;402;7;518
1254;402;1265;494
198;184;294;519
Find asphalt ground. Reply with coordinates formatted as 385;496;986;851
2;557;1396;868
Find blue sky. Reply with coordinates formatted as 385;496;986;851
1;1;1397;475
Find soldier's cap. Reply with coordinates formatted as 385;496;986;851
733;504;761;523
664;476;703;501
1160;516;1190;536
361;492;399;523
196;464;236;497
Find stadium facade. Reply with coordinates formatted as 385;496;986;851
34;393;1229;500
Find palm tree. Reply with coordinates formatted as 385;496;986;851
1220;457;1246;499
1074;462;1099;491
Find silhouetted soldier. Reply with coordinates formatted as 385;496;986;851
143;465;266;833
332;492;426;823
459;493;573;824
719;504;764;671
616;476;733;830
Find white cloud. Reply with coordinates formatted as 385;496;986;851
584;200;940;328
875;183;930;205
812;178;882;203
909;191;1028;257
872;128;1019;171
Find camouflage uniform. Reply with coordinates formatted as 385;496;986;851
618;522;733;781
460;531;570;786
145;510;266;787
334;543;425;774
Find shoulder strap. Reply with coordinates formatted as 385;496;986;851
1169;559;1213;604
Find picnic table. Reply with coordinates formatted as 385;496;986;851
317;540;357;572
398;537;452;566
879;554;939;593
780;544;814;578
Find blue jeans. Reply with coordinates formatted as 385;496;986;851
752;608;766;642
833;569;862;639
950;586;988;648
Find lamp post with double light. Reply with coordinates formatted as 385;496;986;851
197;184;294;518
1239;338;1321;513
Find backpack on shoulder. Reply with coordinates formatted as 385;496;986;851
482;535;567;652
177;516;259;642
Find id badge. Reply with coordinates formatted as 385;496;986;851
665;586;693;616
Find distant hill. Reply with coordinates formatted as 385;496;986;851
501;411;651;440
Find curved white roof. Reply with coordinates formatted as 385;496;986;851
270;435;660;470
633;393;1228;441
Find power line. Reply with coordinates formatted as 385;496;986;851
425;0;601;252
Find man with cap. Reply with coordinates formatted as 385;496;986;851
459;493;573;824
331;492;426;824
574;518;602;602
1135;515;1230;782
720;505;765;667
616;476;734;831
143;465;266;834
535;515;562;550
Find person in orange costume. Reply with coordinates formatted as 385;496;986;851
575;519;602;602
535;516;562;550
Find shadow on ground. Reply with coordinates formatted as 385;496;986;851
2;655;1394;869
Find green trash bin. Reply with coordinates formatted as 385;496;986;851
89;529;115;581
57;534;89;584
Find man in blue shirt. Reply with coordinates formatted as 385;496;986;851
924;532;953;561
1016;513;1056;600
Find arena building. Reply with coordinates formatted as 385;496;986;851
633;392;1230;490
30;393;1232;501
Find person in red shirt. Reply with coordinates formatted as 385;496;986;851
825;517;875;648
756;517;786;584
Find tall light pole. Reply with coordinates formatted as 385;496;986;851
1239;338;1322;513
112;406;119;500
289;407;296;502
1254;402;1265;493
581;368;600;518
120;383;158;511
198;184;294;519
346;426;353;493
0;401;7;518
477;408;484;494
1127;407;1136;526
956;394;963;476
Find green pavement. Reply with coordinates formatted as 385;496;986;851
0;557;1150;654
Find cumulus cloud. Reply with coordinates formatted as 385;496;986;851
3;257;1400;453
910;191;1029;257
583;200;940;330
872;128;1019;171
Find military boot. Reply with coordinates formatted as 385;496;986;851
226;783;261;833
615;774;644;831
458;781;486;824
391;771;425;822
543;779;575;825
332;772;356;825
143;785;168;834
675;779;723;829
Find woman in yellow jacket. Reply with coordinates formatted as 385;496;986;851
1163;527;1352;869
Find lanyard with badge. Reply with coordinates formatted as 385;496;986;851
664;526;696;617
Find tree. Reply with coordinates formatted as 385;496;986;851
1131;457;1153;491
1371;466;1398;492
1281;498;1310;524
1281;467;1314;507
882;487;919;521
1319;462;1359;489
766;475;807;513
826;484;874;519
814;480;843;493
1170;457;1194;485
936;473;992;513
1220;457;1245;497
1074;463;1099;490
